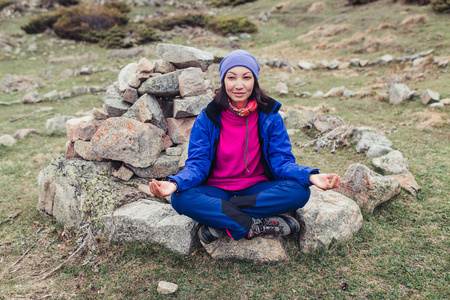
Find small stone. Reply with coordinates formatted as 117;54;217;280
324;86;346;97
429;102;444;108
359;59;369;67
22;91;41;104
166;147;183;156
327;59;341;69
112;164;134;181
276;82;288;95
421;89;440;105
312;91;324;98
366;145;393;158
92;108;109;120
372;150;410;174
0;134;17;146
440;98;450;105
43;90;59;101
387;172;421;196
298;60;315;70
12;128;38;139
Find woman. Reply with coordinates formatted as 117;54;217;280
150;50;340;244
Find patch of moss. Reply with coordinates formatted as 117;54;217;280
431;0;450;13
208;15;257;35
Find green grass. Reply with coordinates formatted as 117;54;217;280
0;0;449;299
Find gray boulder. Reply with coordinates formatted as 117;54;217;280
366;144;393;158
201;236;288;263
421;89;440;105
296;187;363;253
156;44;214;72
284;109;314;128
174;93;212;118
37;156;149;231
126;154;180;178
333;164;401;213
103;200;200;255
123;94;167;132
22;91;41;104
0;134;16;146
118;63;138;92
90;117;172;168
372;150;410;174
138;70;182;97
45;115;75;135
103;84;132;117
43;90;59;101
389;83;413;105
355;132;392;153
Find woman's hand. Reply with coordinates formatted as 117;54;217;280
149;179;177;198
309;173;340;190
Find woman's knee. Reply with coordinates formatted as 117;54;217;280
283;180;311;208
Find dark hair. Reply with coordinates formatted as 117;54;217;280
213;79;271;111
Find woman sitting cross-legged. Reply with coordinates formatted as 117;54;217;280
150;49;340;244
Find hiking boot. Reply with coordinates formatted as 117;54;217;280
246;214;300;239
198;225;223;244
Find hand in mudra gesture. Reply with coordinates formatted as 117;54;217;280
149;179;177;198
309;174;340;190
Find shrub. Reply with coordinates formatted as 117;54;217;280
207;16;257;35
210;0;256;7
146;13;209;31
146;13;257;35
40;0;79;9
52;4;129;40
21;11;60;34
103;1;131;14
392;0;430;4
431;0;450;12
348;0;378;4
0;0;14;11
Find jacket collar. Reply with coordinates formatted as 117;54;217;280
205;97;280;126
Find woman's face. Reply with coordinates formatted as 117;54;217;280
224;66;255;109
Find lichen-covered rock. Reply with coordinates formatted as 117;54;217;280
126;154;180;178
138;70;182;97
372;150;410;174
103;200;200;255
355;132;392;153
37;156;148;231
333;163;401;213
90;117;171;168
156;44;214;72
296;186;363;253
201;235;288;263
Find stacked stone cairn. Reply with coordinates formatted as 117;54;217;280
39;44;365;262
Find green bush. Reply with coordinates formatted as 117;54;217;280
0;0;14;11
210;0;256;7
52;4;129;40
21;11;60;34
40;0;79;9
103;1;131;14
207;15;257;35
146;13;209;31
146;13;257;35
431;0;450;12
348;0;378;4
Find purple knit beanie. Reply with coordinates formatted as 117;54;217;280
219;50;260;82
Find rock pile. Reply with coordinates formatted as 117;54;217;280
38;43;366;262
63;43;214;181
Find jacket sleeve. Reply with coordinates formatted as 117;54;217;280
266;113;319;186
167;111;214;191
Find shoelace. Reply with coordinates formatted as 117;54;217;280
250;218;284;236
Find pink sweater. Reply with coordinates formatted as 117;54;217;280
205;107;268;190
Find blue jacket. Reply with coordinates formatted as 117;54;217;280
168;98;318;191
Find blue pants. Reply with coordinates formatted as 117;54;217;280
171;180;311;240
